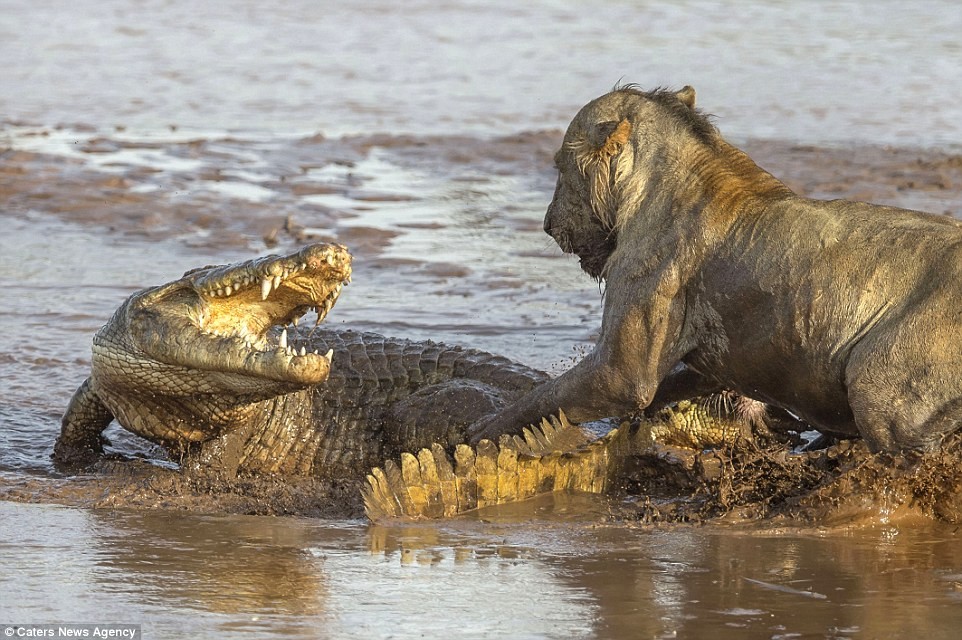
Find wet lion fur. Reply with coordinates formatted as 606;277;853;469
472;84;962;453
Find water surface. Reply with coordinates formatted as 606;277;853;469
3;501;962;639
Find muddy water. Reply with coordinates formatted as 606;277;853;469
4;0;962;637
3;499;962;639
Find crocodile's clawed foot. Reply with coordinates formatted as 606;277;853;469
51;434;110;472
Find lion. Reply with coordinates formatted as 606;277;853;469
471;84;962;453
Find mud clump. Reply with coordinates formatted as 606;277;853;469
96;466;367;519
618;434;962;526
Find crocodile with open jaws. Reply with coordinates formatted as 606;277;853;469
54;243;553;481
54;243;780;517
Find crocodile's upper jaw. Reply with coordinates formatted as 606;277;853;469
122;243;353;386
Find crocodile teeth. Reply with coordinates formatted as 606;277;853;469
260;277;272;300
279;328;288;350
272;275;282;291
224;285;232;296
324;349;333;363
299;346;306;356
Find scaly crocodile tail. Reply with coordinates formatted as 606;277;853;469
362;412;641;521
362;395;789;521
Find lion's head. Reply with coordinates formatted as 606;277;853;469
543;85;706;280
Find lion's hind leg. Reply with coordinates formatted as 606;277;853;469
909;396;962;450
847;367;962;453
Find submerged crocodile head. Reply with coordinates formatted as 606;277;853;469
86;243;352;446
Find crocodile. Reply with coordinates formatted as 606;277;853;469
363;393;789;521
53;243;551;481
53;243;793;519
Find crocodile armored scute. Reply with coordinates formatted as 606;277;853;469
363;412;610;519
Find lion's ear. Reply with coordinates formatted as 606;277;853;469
588;120;622;148
595;118;631;161
676;86;696;110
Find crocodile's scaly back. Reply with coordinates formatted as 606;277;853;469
306;330;549;408
224;329;550;479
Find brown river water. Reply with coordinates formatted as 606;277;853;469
3;1;962;637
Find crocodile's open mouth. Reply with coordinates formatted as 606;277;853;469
186;243;352;356
127;243;353;384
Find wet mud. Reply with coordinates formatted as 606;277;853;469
1;462;364;520
613;434;962;527
7;432;962;529
0;130;559;252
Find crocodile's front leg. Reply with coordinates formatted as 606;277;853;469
53;377;114;466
